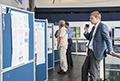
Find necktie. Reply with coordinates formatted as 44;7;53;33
89;26;95;42
88;26;95;49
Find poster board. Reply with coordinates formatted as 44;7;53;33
0;4;34;81
114;27;120;45
47;23;53;53
35;19;48;81
47;23;54;69
54;25;59;50
53;25;60;62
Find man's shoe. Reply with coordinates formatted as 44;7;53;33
58;70;67;74
71;64;73;66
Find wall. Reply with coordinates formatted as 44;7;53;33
35;7;120;22
0;0;11;6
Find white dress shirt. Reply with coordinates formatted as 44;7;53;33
89;22;100;51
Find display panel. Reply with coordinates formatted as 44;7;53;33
114;27;120;45
77;42;87;52
47;24;52;53
70;27;80;38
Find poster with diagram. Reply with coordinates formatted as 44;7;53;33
34;21;45;65
54;25;59;50
47;24;53;53
11;10;29;67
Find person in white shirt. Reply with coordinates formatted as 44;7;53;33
57;20;68;74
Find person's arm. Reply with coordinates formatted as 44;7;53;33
101;24;115;55
57;28;66;49
57;37;63;49
109;51;115;55
55;30;59;38
84;32;90;40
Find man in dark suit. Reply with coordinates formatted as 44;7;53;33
82;11;115;81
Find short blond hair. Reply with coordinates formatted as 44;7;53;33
90;11;101;20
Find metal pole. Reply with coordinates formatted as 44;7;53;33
103;58;106;81
29;0;34;12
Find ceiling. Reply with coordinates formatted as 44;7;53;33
34;0;120;8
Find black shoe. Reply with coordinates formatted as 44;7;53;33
71;64;73;66
58;70;67;74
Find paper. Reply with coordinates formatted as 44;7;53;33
35;22;45;65
11;10;29;67
54;26;59;50
47;25;52;53
76;27;80;38
114;28;120;45
34;25;38;54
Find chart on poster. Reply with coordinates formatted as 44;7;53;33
11;10;29;67
47;25;52;53
34;22;45;65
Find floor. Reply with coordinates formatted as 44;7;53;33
48;55;86;81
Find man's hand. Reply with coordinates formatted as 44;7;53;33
109;51;115;55
57;37;63;50
84;25;89;33
57;45;60;49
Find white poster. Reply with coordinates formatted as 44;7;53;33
34;24;38;54
11;10;29;67
54;25;59;50
114;28;120;45
35;22;45;65
2;5;6;14
47;24;52;53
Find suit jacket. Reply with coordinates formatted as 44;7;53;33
84;22;113;60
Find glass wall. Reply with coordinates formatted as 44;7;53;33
105;46;120;81
77;41;87;52
71;40;76;52
71;39;88;55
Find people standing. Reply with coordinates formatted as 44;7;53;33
82;11;115;81
57;20;68;74
65;22;73;67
